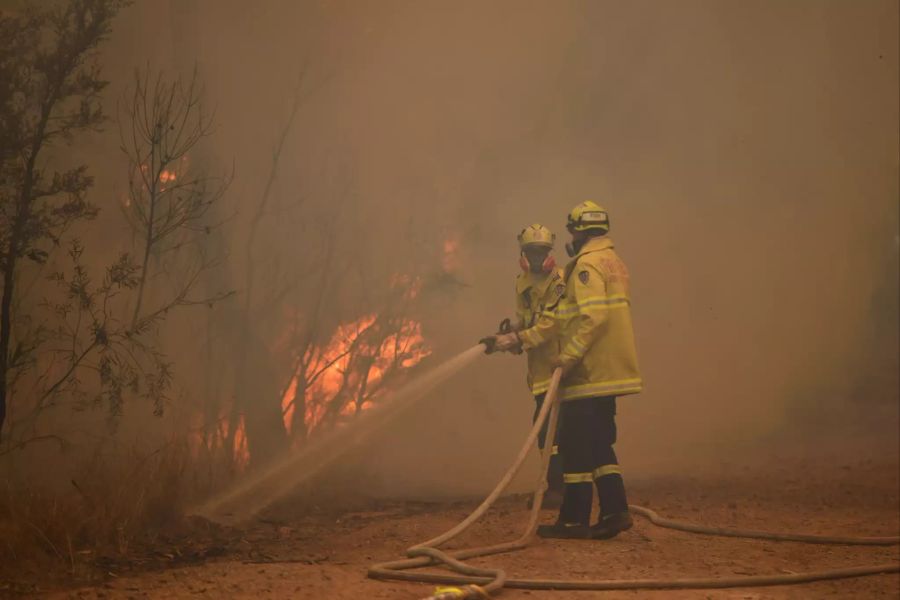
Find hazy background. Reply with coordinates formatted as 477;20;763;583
19;0;898;498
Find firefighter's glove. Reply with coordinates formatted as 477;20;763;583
494;332;522;352
496;317;521;334
495;319;524;354
479;333;522;355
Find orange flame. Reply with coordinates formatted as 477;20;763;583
185;412;251;472
138;157;186;192
280;313;431;438
232;415;249;470
159;169;177;184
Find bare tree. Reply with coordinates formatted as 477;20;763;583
119;66;230;330
223;71;317;468
311;286;430;434
275;239;432;440
0;0;128;440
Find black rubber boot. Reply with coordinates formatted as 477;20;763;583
595;472;629;515
540;489;563;509
590;511;633;540
537;480;592;536
537;520;593;539
559;481;592;523
548;452;564;494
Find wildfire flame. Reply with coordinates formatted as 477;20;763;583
232;415;249;470
139;156;186;191
281;313;430;439
187;412;250;471
122;165;187;207
192;246;440;470
158;168;177;184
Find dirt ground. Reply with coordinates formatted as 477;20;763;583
22;450;900;600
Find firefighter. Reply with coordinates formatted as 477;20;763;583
485;201;641;540
509;224;565;506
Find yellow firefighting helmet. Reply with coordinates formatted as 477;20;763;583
567;201;610;233
517;224;555;249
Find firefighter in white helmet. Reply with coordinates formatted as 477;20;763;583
493;224;566;506
483;201;641;540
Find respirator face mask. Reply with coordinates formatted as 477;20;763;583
520;247;555;274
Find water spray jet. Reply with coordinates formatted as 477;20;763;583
192;345;898;598
192;345;486;521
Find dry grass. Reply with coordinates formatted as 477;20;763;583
0;441;227;594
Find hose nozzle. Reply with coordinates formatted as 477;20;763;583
479;336;497;354
421;585;489;600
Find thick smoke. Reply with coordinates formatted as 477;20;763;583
32;0;899;497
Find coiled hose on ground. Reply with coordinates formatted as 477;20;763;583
368;368;900;599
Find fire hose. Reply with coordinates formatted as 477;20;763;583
368;364;900;599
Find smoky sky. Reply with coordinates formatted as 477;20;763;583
35;0;899;496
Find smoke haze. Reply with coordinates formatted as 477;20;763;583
11;0;898;498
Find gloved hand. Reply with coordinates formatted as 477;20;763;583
479;332;522;355
497;317;520;334
496;318;524;354
493;332;521;352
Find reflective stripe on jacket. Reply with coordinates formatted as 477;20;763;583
515;267;565;395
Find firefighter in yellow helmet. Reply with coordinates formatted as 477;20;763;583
509;224;566;506
484;201;641;540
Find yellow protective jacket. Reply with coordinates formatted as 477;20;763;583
515;267;565;396
518;237;642;401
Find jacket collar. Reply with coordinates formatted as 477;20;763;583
517;269;554;294
563;237;614;280
576;236;614;258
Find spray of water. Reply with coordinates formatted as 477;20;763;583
193;345;486;520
